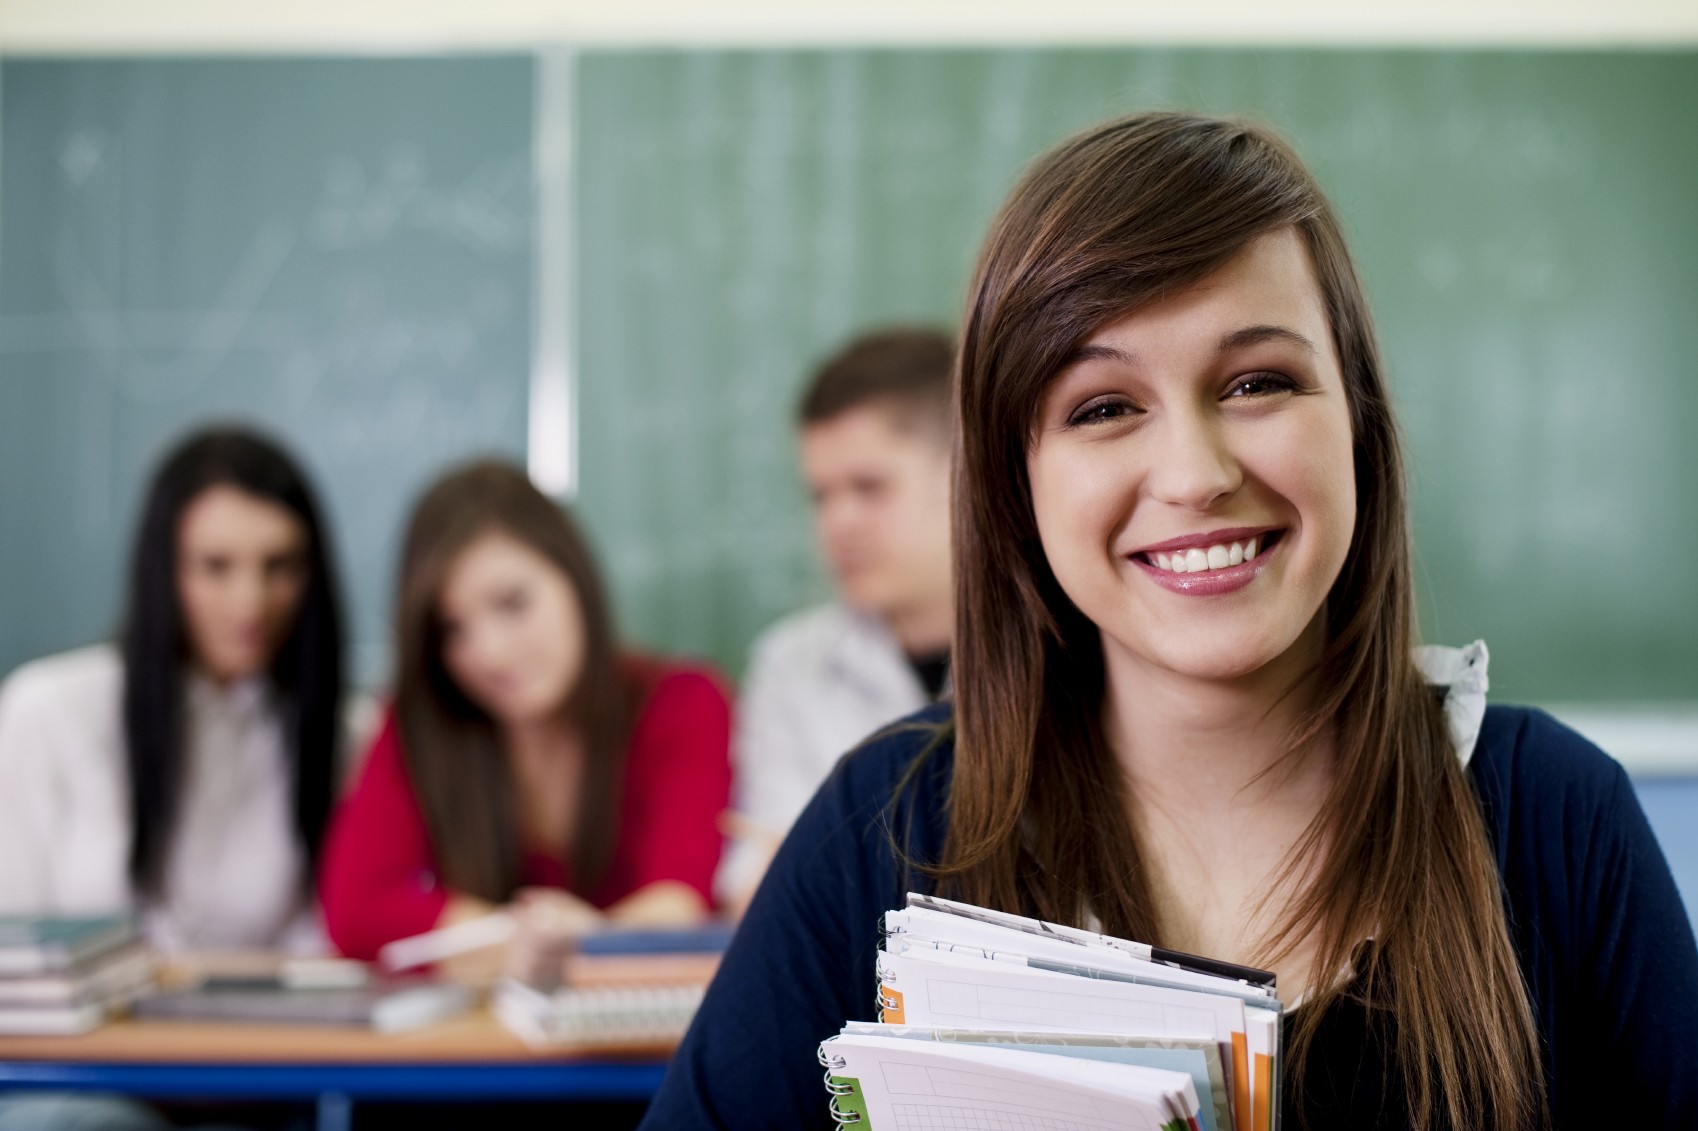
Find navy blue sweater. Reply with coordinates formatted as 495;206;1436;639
644;705;1698;1128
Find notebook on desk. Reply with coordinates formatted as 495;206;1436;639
132;973;472;1034
819;894;1281;1131
493;923;734;1048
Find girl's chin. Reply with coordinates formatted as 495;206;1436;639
481;692;569;729
201;654;269;683
1106;629;1313;686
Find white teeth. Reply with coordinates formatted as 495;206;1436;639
1148;535;1270;575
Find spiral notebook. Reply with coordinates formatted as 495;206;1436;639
820;1032;1204;1131
491;924;731;1049
818;894;1282;1131
493;978;706;1047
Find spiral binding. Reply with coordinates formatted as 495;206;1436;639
818;1040;861;1123
876;987;900;1021
818;1040;854;1095
493;981;705;1046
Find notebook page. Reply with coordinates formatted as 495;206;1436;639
1246;1007;1279;1131
827;1033;1196;1131
845;1021;1229;1131
887;909;1277;1005
878;948;1244;1046
904;894;1272;990
878;948;1247;1125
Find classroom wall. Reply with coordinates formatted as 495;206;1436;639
3;0;1698;51
9;47;1696;708
3;5;1696;919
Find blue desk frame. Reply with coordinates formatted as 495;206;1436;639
0;1059;668;1131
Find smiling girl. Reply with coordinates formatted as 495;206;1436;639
319;461;731;969
642;113;1698;1128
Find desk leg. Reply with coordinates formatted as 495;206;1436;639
316;1091;353;1131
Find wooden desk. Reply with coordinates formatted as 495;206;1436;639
0;1011;671;1131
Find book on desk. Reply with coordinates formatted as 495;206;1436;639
0;916;154;1035
132;972;474;1034
0;916;478;1037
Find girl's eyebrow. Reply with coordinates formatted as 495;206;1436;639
1218;324;1317;356
1061;342;1138;369
1062;324;1316;371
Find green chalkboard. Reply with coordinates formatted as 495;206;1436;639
0;56;535;684
572;48;1698;704
2;50;1694;707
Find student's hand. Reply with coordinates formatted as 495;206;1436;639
717;810;785;920
606;879;711;929
506;887;605;987
434;895;509;987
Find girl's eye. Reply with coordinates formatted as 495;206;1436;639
1227;372;1299;398
1066;398;1138;427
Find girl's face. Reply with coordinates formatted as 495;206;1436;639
176;484;310;684
1027;228;1357;688
437;530;586;728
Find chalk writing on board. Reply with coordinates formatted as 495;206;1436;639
46;222;297;400
22;135;528;420
308;144;529;255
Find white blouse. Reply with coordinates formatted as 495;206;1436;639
716;602;934;905
0;645;322;953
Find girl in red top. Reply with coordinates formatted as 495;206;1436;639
320;460;731;966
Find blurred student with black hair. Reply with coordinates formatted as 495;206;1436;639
0;426;346;952
715;329;955;916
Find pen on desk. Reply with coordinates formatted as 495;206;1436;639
378;912;518;972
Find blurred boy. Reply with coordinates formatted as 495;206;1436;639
716;329;954;915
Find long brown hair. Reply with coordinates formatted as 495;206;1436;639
945;112;1545;1129
393;460;630;904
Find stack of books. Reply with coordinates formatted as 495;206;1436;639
494;923;733;1049
0;916;154;1035
818;894;1283;1131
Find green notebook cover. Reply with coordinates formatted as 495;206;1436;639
829;1076;871;1127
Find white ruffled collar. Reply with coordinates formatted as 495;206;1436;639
1414;639;1490;765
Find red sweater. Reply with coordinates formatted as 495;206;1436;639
319;658;732;960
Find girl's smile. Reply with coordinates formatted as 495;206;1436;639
1129;524;1286;596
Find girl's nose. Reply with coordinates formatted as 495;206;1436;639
1143;409;1243;511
